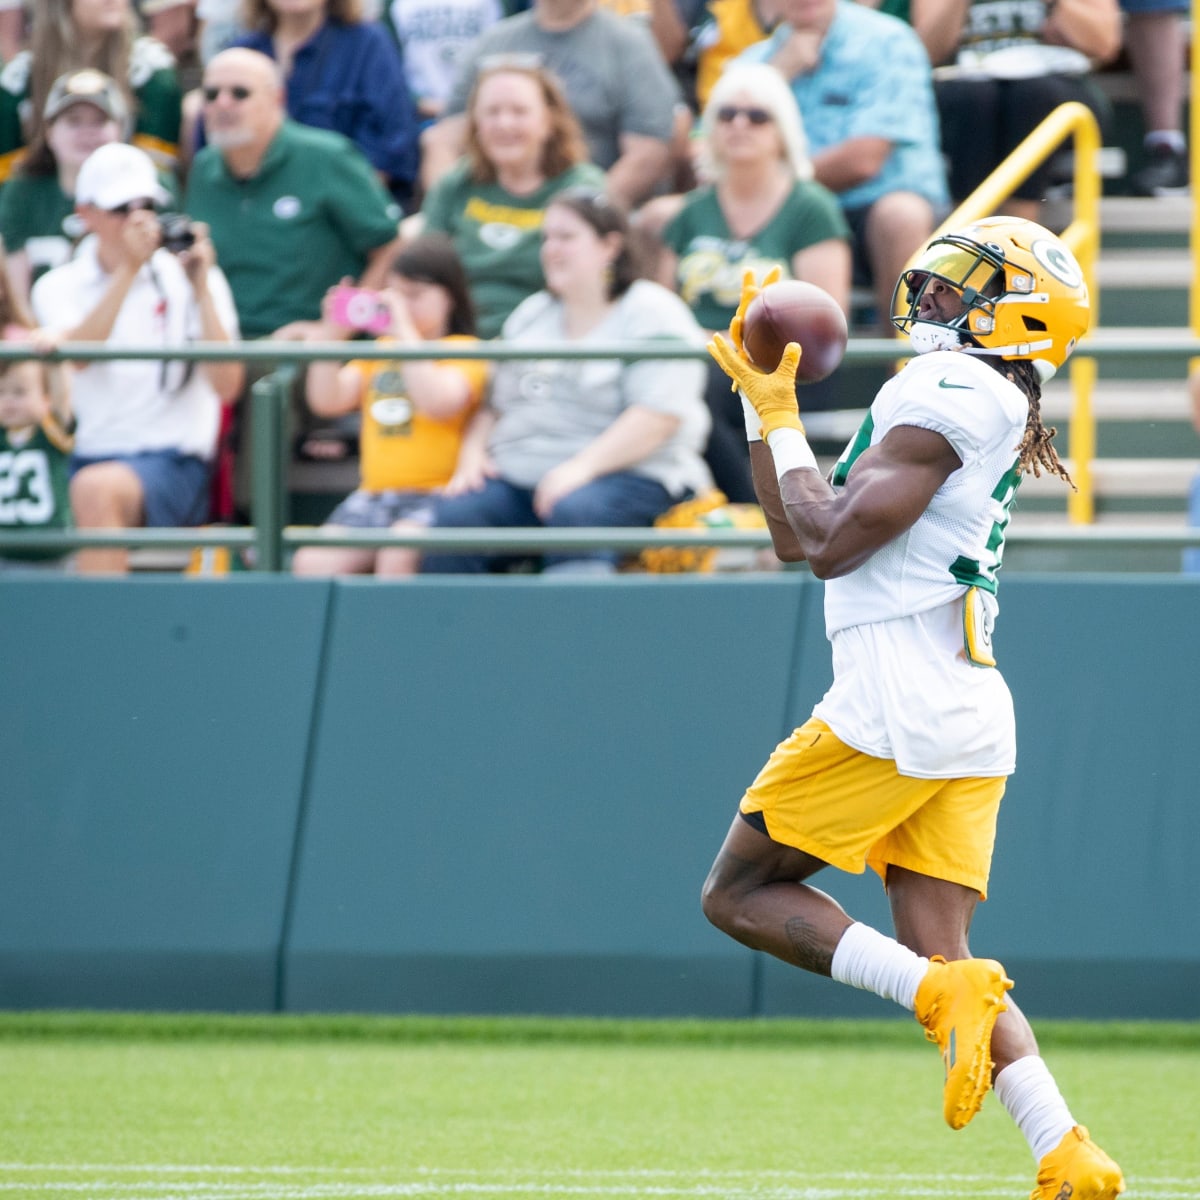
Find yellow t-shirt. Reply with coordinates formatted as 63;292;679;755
353;336;488;493
695;0;770;109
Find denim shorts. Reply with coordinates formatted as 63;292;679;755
70;451;213;528
326;488;435;529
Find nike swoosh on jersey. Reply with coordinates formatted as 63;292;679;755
937;377;974;390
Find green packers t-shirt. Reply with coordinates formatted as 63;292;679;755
0;38;182;183
421;159;605;339
663;180;850;331
185;121;402;339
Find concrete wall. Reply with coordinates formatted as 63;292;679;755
0;574;1195;1019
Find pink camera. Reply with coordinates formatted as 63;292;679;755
330;286;392;335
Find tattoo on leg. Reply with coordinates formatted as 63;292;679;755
784;916;834;975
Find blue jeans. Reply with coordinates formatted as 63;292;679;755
420;472;676;574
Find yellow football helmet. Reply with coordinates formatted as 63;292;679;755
891;217;1090;381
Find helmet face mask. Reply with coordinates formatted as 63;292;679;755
892;217;1090;380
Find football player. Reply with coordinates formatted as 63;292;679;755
703;217;1124;1200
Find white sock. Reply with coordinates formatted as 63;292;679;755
829;921;929;1010
994;1055;1077;1161
1145;129;1186;155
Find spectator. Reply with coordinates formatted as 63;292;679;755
196;0;247;62
419;0;681;210
379;0;519;125
185;46;403;517
735;0;948;330
0;349;75;573
418;187;713;575
31;143;243;574
0;70;130;301
650;61;850;502
138;0;198;61
186;48;403;341
291;234;489;577
929;0;1121;220
0;244;73;572
406;59;605;338
225;0;420;205
687;0;782;110
0;0;183;185
1123;0;1188;195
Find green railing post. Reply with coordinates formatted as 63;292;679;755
250;369;288;572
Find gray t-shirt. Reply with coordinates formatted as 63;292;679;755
444;10;679;169
488;279;714;497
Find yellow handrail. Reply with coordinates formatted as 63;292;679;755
910;101;1104;522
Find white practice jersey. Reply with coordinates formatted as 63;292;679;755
811;349;1028;779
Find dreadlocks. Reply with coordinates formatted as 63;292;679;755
983;357;1075;490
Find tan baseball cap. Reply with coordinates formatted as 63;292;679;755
44;69;129;127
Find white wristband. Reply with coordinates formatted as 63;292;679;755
767;427;819;482
738;390;763;442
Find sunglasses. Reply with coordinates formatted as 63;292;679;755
715;105;773;126
202;84;252;103
108;199;157;216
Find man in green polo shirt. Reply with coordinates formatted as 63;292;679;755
186;48;402;340
185;48;403;519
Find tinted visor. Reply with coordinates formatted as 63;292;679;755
911;239;1003;303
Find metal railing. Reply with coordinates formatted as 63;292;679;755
1;334;1199;571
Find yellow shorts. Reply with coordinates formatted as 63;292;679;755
740;718;1005;899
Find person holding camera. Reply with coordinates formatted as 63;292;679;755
30;142;244;575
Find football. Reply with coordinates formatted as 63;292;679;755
741;280;849;382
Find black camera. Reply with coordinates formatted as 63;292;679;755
158;212;196;254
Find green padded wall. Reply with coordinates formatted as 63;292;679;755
0;577;332;1010
282;575;822;1016
0;574;1195;1018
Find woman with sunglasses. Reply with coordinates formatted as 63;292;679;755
0;0;182;186
651;62;850;503
412;188;713;576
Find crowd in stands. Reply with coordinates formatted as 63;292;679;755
0;0;1188;575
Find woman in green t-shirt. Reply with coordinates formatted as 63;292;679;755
0;0;182;186
0;69;128;300
408;60;605;339
652;61;851;502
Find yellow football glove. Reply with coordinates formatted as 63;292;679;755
707;336;805;440
728;265;781;358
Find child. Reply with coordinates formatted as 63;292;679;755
0;353;74;570
291;233;488;577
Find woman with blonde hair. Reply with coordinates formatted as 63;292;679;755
652;61;851;501
0;0;181;183
408;60;605;338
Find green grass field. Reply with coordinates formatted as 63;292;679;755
1;1014;1196;1199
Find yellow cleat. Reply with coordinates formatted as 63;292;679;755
913;955;1013;1130
1031;1125;1125;1200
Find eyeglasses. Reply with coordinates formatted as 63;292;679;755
202;84;252;103
107;199;157;216
715;105;773;126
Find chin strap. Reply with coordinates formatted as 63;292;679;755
908;321;967;355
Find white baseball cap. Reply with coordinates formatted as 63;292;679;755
75;142;172;211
